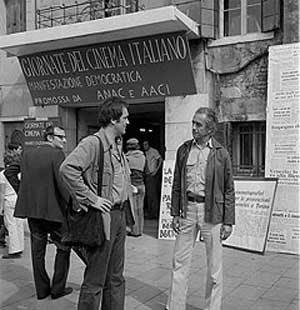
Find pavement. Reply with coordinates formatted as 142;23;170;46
0;220;299;310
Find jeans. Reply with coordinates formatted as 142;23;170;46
167;202;223;310
78;209;126;310
28;218;71;299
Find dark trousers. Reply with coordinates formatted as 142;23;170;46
78;210;126;310
145;174;160;219
28;218;71;299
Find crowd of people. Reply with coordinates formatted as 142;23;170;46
0;97;235;310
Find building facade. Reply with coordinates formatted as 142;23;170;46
0;0;299;179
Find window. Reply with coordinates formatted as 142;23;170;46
6;0;26;34
232;122;265;177
223;0;261;37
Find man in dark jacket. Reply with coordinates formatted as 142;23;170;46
14;125;72;300
166;107;235;310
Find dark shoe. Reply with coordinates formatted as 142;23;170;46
127;232;142;237
51;287;73;300
2;252;22;259
37;292;50;300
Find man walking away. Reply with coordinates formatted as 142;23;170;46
60;97;134;310
14;125;72;300
166;107;235;310
143;140;163;219
126;138;146;237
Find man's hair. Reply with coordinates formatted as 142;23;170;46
97;97;128;128
194;107;218;136
44;125;64;141
3;150;21;167
8;142;22;151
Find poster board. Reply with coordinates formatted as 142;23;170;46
24;118;61;146
265;43;300;254
158;160;176;240
223;179;278;253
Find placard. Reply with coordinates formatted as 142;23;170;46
265;43;300;254
18;32;196;106
24;118;61;146
158;160;176;240
223;179;278;253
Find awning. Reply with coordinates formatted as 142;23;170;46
0;6;199;57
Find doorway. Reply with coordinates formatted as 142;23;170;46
77;101;165;158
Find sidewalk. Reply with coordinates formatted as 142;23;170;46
0;220;299;310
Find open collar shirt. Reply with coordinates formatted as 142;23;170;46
186;139;212;198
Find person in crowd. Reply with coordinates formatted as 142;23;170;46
0;151;25;259
125;138;146;237
60;97;134;310
0;213;6;248
4;142;23;193
14;125;72;300
166;107;235;310
143;140;163;219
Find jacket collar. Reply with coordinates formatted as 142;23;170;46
184;137;222;150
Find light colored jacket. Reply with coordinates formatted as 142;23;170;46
60;128;135;240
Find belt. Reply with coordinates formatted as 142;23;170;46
187;195;205;203
111;202;125;211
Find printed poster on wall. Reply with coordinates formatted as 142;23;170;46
158;160;176;240
265;43;300;254
223;179;278;253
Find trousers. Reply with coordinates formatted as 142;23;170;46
28;218;71;299
167;202;223;310
3;195;24;254
131;184;145;235
78;209;126;310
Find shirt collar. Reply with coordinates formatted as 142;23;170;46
192;138;213;149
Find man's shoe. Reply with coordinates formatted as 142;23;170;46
51;287;73;300
2;252;22;259
127;232;142;237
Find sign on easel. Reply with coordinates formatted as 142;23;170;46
158;160;176;240
224;178;278;253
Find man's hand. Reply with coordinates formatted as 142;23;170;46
171;216;182;234
220;224;232;241
93;197;112;213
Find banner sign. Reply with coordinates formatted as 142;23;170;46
18;32;196;106
223;179;278;253
24;118;61;146
158;160;176;240
265;43;300;254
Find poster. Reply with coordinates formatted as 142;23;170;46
158;160;176;240
223;179;277;253
265;43;300;254
23;118;61;146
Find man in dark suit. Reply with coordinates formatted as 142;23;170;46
14;125;72;300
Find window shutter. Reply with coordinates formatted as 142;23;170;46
174;0;219;39
199;0;219;39
262;0;280;32
6;0;26;34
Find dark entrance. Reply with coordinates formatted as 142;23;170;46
78;101;165;158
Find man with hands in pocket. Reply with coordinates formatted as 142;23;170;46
166;107;235;310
